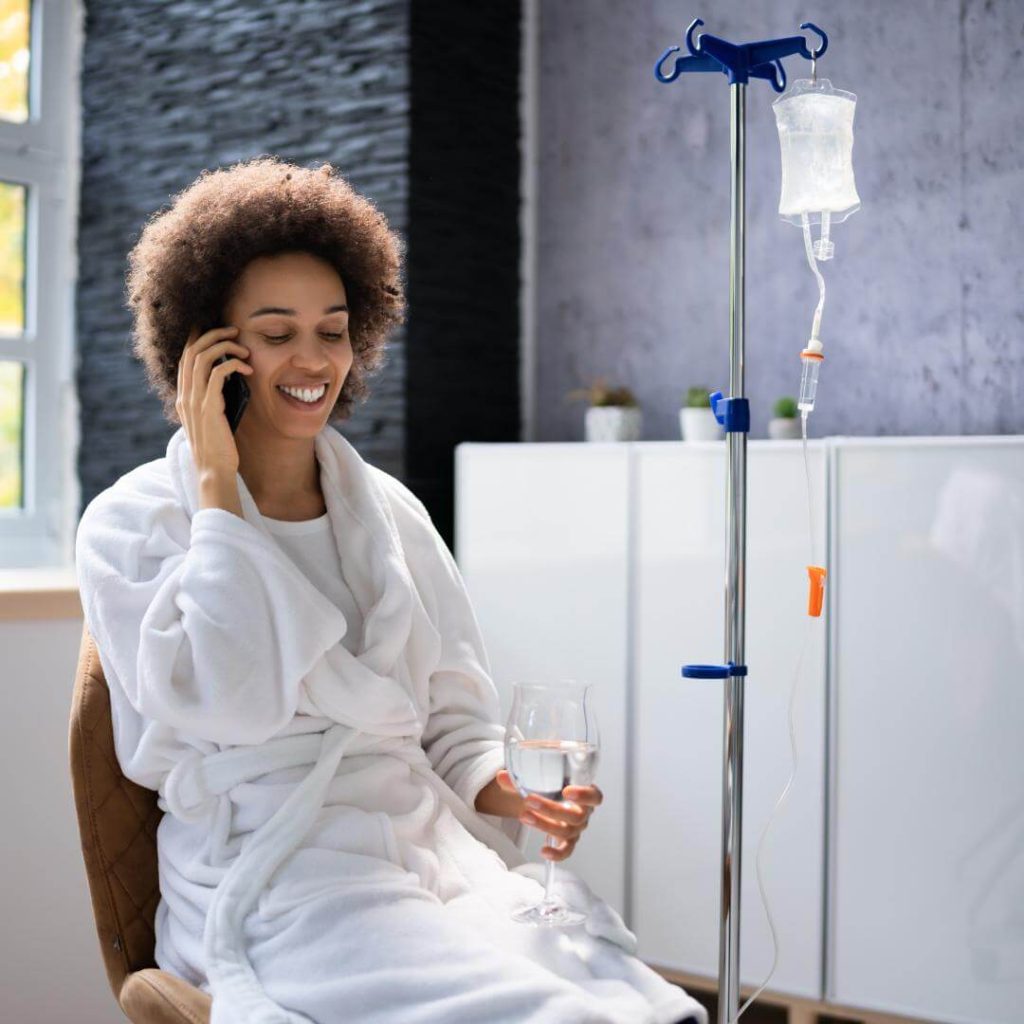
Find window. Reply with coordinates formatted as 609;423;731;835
0;0;81;569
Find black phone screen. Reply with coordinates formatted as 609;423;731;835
216;356;251;434
204;324;250;433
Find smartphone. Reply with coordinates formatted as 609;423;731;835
207;325;251;433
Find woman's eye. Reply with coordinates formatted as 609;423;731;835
262;331;347;343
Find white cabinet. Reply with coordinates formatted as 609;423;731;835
455;443;631;914
455;440;827;996
829;438;1024;1024
454;436;1024;1023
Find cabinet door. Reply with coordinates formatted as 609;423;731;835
454;442;631;914
829;439;1024;1024
633;442;827;1000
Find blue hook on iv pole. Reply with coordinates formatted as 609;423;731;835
654;18;828;92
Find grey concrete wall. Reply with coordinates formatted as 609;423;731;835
534;1;1024;441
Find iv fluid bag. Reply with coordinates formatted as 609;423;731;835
773;78;860;226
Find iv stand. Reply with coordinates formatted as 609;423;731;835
654;21;828;1024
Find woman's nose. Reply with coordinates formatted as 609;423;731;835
291;334;331;369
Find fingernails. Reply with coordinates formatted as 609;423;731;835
525;796;543;808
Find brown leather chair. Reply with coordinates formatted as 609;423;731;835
69;622;212;1024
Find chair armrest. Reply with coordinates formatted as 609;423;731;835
120;968;212;1024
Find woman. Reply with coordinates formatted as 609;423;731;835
75;156;706;1024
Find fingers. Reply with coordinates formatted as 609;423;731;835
524;796;588;827
181;330;250;413
177;330;193;393
540;836;577;862
179;326;241;387
175;326;251;473
190;324;238;350
193;333;248;382
523;789;599;824
176;327;199;419
564;783;603;809
520;813;576;843
518;783;604;860
520;801;589;842
205;357;253;396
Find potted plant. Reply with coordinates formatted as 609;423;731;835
566;377;642;442
679;386;724;441
768;396;802;439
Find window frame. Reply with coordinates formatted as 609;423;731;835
0;0;82;570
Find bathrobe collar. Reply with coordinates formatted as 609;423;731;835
166;424;428;735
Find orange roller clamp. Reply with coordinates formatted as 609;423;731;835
807;565;827;617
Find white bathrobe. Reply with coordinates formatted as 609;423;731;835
74;423;706;1024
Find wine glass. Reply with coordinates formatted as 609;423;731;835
504;681;600;926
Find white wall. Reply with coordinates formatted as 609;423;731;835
0;615;117;1022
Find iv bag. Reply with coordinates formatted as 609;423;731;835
773;78;860;229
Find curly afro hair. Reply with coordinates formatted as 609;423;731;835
125;155;406;425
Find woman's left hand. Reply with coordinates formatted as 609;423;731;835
495;769;604;862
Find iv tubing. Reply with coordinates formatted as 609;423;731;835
800;211;826;344
732;615;811;1022
729;415;817;1023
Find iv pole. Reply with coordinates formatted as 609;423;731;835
654;20;828;1024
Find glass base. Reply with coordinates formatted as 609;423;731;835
512;898;586;927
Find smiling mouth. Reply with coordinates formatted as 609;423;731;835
276;384;329;410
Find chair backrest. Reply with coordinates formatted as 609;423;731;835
68;622;162;999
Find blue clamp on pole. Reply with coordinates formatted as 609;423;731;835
682;662;749;679
709;391;750;433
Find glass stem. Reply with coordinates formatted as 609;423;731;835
543;835;557;903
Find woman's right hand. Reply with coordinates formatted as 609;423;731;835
176;325;254;478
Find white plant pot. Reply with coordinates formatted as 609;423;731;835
768;416;802;440
680;407;724;442
584;405;642;442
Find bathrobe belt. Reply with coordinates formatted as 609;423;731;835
156;725;526;1024
156;727;521;868
158;728;432;824
196;723;358;1023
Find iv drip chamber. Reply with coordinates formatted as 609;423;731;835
798;347;823;413
774;78;860;237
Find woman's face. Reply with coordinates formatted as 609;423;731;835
222;250;353;440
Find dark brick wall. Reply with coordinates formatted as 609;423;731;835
76;0;410;509
406;2;522;545
76;0;521;548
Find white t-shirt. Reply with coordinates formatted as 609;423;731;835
262;512;363;656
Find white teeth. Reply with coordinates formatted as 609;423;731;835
278;384;326;403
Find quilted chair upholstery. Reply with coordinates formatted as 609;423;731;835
69;622;212;1024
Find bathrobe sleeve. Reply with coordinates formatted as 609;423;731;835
419;542;509;812
75;463;349;747
380;473;510;813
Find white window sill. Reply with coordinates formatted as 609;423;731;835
0;566;81;621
